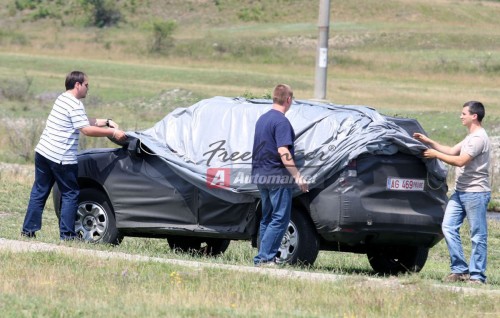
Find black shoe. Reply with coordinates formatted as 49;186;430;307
20;231;36;238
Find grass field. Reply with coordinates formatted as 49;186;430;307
1;0;500;316
0;169;499;317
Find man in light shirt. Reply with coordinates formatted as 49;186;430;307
414;101;491;284
21;71;127;240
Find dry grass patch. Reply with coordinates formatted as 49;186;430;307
1;249;499;317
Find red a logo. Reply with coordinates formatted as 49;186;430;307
206;168;230;189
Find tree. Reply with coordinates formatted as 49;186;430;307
81;0;122;28
150;20;177;54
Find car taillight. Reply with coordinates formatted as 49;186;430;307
346;159;357;178
339;159;357;186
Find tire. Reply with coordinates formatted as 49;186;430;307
75;188;123;245
258;209;320;266
203;238;231;256
167;236;230;256
367;246;429;275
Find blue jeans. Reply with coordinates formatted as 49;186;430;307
254;186;293;265
442;191;490;282
22;152;79;239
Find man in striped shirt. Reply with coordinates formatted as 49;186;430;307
21;71;127;240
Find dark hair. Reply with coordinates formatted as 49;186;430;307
65;71;87;90
272;84;293;106
463;101;485;122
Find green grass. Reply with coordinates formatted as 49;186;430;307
0;52;311;104
1;171;499;283
1;0;500;315
1;171;499;317
1;251;499;318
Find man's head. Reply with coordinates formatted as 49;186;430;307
462;101;485;123
65;71;89;99
273;84;293;110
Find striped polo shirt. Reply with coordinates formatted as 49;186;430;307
35;92;90;164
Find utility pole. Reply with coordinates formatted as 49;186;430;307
314;0;330;100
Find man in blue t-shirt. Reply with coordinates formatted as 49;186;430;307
251;84;309;267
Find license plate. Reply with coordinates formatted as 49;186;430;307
386;177;425;191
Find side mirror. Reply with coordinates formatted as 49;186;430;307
126;137;142;155
108;135;129;147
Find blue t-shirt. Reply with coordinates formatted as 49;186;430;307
251;109;295;184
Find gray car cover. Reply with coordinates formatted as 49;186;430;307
127;97;447;203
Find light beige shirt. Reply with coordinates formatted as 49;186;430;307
455;128;490;192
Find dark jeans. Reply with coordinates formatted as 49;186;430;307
22;152;79;239
254;186;293;265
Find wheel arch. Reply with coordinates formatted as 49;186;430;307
53;177;112;219
250;194;319;249
79;177;109;197
292;195;313;220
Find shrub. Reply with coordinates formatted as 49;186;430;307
4;118;45;162
149;20;177;54
488;199;500;212
80;0;122;28
241;91;271;99
31;6;58;20
0;28;29;46
0;76;33;102
238;6;264;22
14;0;41;11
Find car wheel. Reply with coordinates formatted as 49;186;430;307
202;238;231;256
75;188;122;245
167;236;230;256
367;246;429;275
258;209;320;266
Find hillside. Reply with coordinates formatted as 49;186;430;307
1;4;500;314
1;0;499;71
0;0;499;145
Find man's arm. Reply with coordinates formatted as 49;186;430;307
422;149;472;167
413;132;461;155
278;146;309;192
88;118;119;128
414;132;468;166
80;126;127;141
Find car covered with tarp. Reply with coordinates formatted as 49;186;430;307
54;97;448;274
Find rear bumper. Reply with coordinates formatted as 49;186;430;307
312;189;445;249
319;223;443;249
